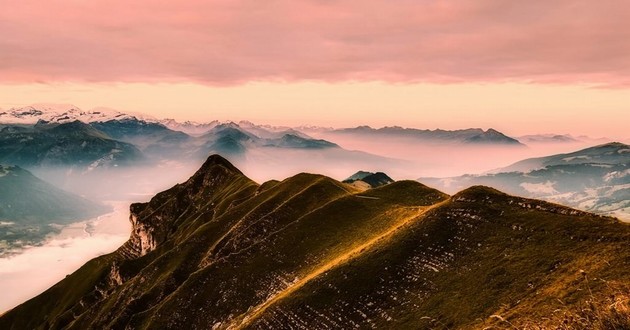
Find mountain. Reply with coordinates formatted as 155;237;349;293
198;123;258;156
463;128;522;145
0;165;109;256
192;123;398;181
344;170;374;181
517;134;580;144
1;105;526;148
0;121;144;169
2;155;629;329
237;121;313;139
90;119;180;141
0;104;154;125
198;123;339;156
2;107;400;181
265;134;339;149
158;118;219;136
343;171;394;188
497;141;629;173
328;126;525;146
91;119;192;159
421;142;630;220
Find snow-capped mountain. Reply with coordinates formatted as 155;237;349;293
0;104;155;124
158;118;219;135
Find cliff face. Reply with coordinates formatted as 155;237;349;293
118;154;259;259
2;155;630;330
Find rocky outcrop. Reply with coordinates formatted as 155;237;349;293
118;154;259;259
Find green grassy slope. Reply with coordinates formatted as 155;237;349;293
1;156;629;330
246;186;630;329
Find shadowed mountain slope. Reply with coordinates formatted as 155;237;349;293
0;120;143;168
421;142;630;220
0;164;110;255
344;171;395;188
2;156;629;330
0;165;107;222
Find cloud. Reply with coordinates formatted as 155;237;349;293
0;201;131;312
1;0;629;85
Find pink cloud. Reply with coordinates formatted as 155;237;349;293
1;0;629;85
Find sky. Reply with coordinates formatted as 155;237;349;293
1;0;629;137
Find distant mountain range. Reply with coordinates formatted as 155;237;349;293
0;165;109;256
322;125;525;145
421;142;630;220
1;104;528;146
0;106;349;169
516;134;580;144
0;104;154;124
3;105;619;150
517;133;611;145
3;155;629;329
1;104;625;206
0;104;553;182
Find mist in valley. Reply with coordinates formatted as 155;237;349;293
0;201;131;312
0;118;625;313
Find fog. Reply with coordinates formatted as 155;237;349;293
1;133;619;313
308;132;608;177
31;161;201;202
0;201;131;313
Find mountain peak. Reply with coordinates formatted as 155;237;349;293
596;141;628;149
197;154;243;176
452;185;507;201
343;171;395;188
344;171;374;182
485;128;501;134
465;128;524;145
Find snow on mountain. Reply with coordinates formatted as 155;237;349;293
158;118;219;135
237;120;313;139
0;105;306;138
0;104;156;124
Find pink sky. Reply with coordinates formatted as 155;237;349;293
1;0;629;136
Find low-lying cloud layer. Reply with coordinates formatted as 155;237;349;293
0;202;131;313
2;1;629;85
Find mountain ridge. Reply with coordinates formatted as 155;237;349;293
2;155;629;329
328;125;525;146
1;104;527;147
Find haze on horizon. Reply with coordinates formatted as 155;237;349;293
1;0;629;137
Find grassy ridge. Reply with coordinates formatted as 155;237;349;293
1;156;629;330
